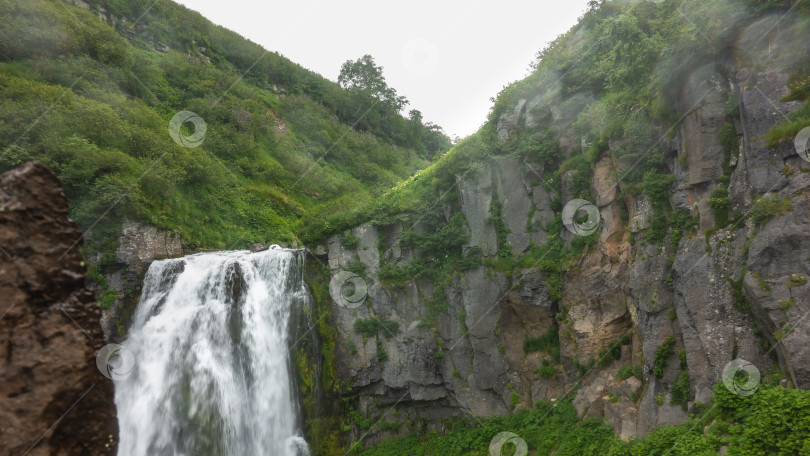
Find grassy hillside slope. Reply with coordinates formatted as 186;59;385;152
0;0;449;254
302;0;810;248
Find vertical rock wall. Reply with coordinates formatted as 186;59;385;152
318;60;810;445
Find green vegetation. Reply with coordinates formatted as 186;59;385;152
306;0;810;248
765;35;810;149
653;336;676;379
523;327;560;358
489;184;513;258
536;359;558;379
87;264;119;309
749;194;793;226
708;187;731;229
670;371;691;411
510;391;522;409
668;209;699;251
345;260;367;278
788;275;808;288
720;122;740;161
341;232;360;249
775;325;795;341
752;272;772;293
357;397;615;456
358;383;810;456
617;365;643;381
597;340;623;369
0;0;449;257
668;308;678;321
375;338;388;362
354;317;400;340
299;259;345;455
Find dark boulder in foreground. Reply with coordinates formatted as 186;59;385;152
0;162;117;456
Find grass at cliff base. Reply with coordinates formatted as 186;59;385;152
357;383;810;456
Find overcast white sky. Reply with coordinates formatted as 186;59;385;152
175;0;592;139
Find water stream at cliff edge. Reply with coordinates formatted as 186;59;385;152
114;249;310;456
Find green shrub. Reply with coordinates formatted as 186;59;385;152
0;0;452;258
488;186;512;258
354;317;400;340
708;187;730;228
346;260;367;277
510;391;521;409
341;231;360;249
720;122;739;156
750;194;793;225
646;210;669;245
617;365;643;381
536;363;557;379
642;169;675;206
670;371;691;410
598;342;623;368
775;325;794;341
669;209;699;251
376;338;388;362
653;336;676;379
379;420;400;432
523;327;560;354
560;152;594;200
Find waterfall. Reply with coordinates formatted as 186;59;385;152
114;249;310;456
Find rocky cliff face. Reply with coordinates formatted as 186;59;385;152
316;63;810;443
0;163;117;456
94;220;183;343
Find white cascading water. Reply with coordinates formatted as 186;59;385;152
115;249;310;456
